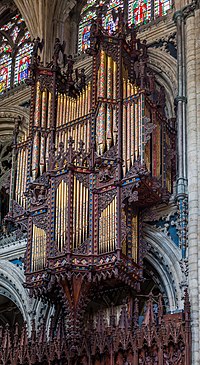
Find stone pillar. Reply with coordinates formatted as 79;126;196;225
183;4;200;363
174;10;188;259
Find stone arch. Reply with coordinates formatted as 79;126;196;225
0;260;31;328
0;106;29;140
143;224;184;312
0;260;43;333
147;48;177;118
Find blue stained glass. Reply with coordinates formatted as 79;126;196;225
0;14;32;91
14;44;32;84
78;0;172;52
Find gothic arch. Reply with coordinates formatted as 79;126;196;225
147;48;177;118
144;224;185;312
0;260;48;333
0;107;29;137
0;260;32;329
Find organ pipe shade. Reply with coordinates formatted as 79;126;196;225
15;146;28;208
31;224;46;271
72;175;89;249
99;196;116;254
55;180;68;252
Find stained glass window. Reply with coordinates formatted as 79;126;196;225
0;13;33;93
78;11;96;52
78;0;123;52
102;0;123;34
128;0;151;26
154;0;171;17
128;0;172;26
78;0;172;52
15;44;32;84
0;56;11;93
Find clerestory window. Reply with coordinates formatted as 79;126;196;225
78;0;172;53
0;13;32;94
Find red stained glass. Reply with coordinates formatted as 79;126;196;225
0;14;32;90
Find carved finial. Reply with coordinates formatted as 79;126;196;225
68;136;74;147
79;140;85;152
58;141;64;153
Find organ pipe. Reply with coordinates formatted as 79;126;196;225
106;56;113;150
72;176;89;249
31;224;46;272
15;147;28;208
55;180;68;252
99;196;116;254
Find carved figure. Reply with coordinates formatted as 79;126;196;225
87;20;99;54
65;54;74;83
32;37;44;63
53;38;65;66
75;68;86;90
99;164;114;182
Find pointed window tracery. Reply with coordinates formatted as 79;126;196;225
78;0;172;52
0;13;32;94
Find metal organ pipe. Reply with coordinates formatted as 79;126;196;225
31;224;46;272
99;196;116;254
106;56;113;150
97;50;106;155
72;176;89;250
15;146;28;208
55;83;92;154
55;180;68;252
123;78;127;176
40;89;47;175
32;82;41;180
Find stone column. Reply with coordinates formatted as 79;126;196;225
174;10;188;259
183;4;200;363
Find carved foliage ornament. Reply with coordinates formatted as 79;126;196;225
98;189;116;216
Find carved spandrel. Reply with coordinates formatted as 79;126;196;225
98;189;116;216
12;200;26;217
32;213;48;231
75;173;89;189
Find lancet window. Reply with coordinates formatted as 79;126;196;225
0;14;32;94
78;0;172;52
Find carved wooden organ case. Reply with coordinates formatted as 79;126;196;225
10;22;176;310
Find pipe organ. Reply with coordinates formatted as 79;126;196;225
8;11;176;352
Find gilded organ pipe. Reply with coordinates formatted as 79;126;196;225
127;81;131;171
55;180;68;252
106;56;113;150
123;79;127;176
31;224;46;272
72;176;89;249
113;61;118;145
99;196;116;254
135;101;139;161
97;50;106;155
